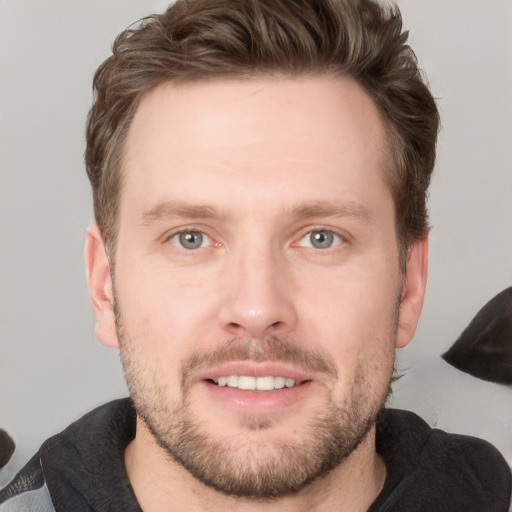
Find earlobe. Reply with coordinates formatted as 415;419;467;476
84;225;119;349
396;235;428;349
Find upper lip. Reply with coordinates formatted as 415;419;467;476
194;361;316;384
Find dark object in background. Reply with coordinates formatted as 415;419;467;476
443;287;512;385
0;429;15;469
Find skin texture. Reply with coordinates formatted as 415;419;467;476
85;76;428;512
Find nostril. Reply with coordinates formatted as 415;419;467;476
218;298;299;338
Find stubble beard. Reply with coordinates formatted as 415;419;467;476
115;307;395;499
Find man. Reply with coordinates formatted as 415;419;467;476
0;0;510;510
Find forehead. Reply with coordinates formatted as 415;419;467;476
121;75;390;217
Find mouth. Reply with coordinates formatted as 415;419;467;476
209;375;303;391
195;363;316;415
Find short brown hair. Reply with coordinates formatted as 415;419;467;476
85;0;439;262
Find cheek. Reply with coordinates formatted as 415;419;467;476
297;267;399;385
114;264;222;363
301;270;400;338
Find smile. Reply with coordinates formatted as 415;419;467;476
211;376;300;391
201;370;315;414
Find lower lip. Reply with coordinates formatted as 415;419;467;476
200;380;314;415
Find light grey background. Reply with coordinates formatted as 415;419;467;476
1;0;511;481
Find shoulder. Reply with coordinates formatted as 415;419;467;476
0;454;54;511
374;408;512;511
0;399;136;512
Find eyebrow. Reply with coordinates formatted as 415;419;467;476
140;199;372;225
288;200;373;222
141;201;226;225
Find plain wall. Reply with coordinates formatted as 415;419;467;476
1;0;511;481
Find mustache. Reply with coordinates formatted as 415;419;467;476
180;335;338;390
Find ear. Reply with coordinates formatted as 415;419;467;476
396;235;428;349
84;225;119;348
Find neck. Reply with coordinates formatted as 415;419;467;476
124;417;386;512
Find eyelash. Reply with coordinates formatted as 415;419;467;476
166;229;215;250
295;228;346;250
163;226;348;252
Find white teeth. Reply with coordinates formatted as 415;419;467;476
238;376;256;390
256;376;274;391
212;375;298;391
226;375;239;387
285;378;295;388
274;377;286;389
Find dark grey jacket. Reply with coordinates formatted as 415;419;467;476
1;399;510;511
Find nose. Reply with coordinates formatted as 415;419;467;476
217;245;299;339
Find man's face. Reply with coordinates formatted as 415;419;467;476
88;76;425;498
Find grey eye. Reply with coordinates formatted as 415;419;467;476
298;230;342;249
170;231;209;250
310;231;334;249
180;232;203;249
